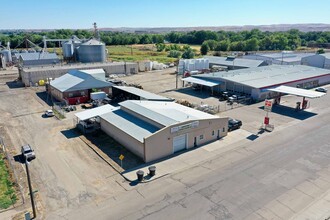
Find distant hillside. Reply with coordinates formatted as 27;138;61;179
99;23;330;33
1;23;330;33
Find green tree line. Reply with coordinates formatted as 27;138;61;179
1;29;330;51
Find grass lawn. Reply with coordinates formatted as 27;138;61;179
0;152;17;209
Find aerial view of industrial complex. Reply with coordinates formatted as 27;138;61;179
0;0;330;219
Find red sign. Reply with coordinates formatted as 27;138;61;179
264;100;273;112
264;117;269;125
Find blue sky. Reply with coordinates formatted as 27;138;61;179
1;0;330;29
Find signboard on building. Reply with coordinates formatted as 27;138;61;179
171;121;199;134
264;100;272;112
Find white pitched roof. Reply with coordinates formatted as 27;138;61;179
50;69;112;92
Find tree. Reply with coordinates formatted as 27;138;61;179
244;38;259;51
182;47;195;59
156;43;166;52
317;49;325;54
204;40;217;50
168;50;182;58
215;40;230;51
200;42;209;55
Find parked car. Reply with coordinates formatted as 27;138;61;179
228;118;242;132
21;144;36;162
44;110;54;117
315;87;327;93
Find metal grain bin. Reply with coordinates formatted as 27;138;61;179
1;50;12;62
77;39;106;63
62;41;74;58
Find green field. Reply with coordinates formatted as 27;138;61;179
0;152;17;209
46;44;202;63
107;45;177;63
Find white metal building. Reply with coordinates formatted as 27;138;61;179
204;55;268;70
243;52;314;65
97;100;228;162
301;53;330;69
187;65;330;101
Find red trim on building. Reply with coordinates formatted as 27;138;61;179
259;73;330;90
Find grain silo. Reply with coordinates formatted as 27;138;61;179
0;49;12;62
76;39;106;63
62;41;74;59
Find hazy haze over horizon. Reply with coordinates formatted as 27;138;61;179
1;0;330;29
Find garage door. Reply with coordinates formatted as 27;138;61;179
173;134;186;153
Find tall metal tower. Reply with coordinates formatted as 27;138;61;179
93;22;100;40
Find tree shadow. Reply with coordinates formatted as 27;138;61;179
258;105;317;120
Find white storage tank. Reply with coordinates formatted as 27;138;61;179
145;61;153;71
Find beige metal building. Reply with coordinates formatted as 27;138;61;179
99;100;228;162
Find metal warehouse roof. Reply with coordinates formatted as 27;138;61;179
50;69;112;92
204;55;265;68
18;52;59;61
75;104;118;121
113;86;174;101
100;109;160;143
320;53;330;59
182;77;221;87
120;100;218;127
267;85;326;99
197;65;330;89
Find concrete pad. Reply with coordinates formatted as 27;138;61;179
256;208;282;220
276;188;314;213
290;190;330;220
264;199;295;219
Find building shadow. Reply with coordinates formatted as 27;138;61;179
167;87;212;99
84;131;144;170
258;105;317;120
60;128;81;139
36;91;53;106
6;80;25;89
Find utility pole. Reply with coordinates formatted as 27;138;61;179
25;161;36;219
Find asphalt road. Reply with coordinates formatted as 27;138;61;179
50;94;330;219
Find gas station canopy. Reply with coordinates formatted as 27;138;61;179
267;85;326;99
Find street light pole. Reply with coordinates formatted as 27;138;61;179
25;161;36;219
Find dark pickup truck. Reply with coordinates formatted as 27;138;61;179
228;118;242;132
